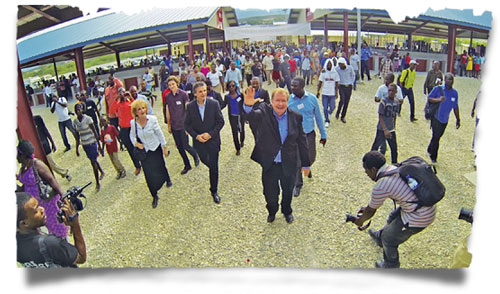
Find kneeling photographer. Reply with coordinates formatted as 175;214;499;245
350;151;437;268
16;191;86;268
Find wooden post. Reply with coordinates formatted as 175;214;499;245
205;25;211;61
343;11;349;56
323;14;329;48
17;56;51;171
447;25;457;73
74;47;87;92
188;24;194;63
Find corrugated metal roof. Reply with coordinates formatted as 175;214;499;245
420;8;492;31
18;7;218;64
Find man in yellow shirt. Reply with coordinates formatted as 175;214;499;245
399;60;418;122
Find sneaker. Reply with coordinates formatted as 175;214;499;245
120;170;127;178
65;174;72;182
116;173;122;180
325;122;330;128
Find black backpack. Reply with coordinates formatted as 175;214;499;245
397;69;409;88
376;156;445;211
424;86;444;120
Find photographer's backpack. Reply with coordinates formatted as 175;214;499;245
376;156;445;211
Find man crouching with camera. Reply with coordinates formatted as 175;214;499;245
351;151;436;268
16;192;86;268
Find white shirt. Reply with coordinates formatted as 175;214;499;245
263;55;274;69
129;115;166;152
143;73;153;84
319;69;340;96
375;84;404;102
206;71;222;87
216;64;225;74
350;54;360;70
51;97;70;122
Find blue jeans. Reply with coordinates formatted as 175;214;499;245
58;119;77;149
353;70;358;90
321;94;336;122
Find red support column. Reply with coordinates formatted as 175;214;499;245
447;24;457;73
323;15;329;48
205;25;211;61
17;57;50;170
168;41;172;57
343;11;349;56
222;31;227;55
74;47;87;92
187;24;194;63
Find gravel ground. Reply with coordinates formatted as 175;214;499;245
28;73;479;268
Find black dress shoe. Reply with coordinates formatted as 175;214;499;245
241;142;244;148
284;214;294;223
307;170;312;178
368;228;383;248
63;147;71;153
267;214;275;223
194;156;200;167
410;117;418;122
236;150;240;156
152;196;159;208
341;118;346;123
293;186;301;197
212;192;221;204
375;260;400;268
166;181;173;188
180;166;192;175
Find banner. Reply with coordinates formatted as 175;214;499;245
224;23;311;41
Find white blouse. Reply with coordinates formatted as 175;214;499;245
129;115;166;152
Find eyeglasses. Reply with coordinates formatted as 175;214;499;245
228;85;236;88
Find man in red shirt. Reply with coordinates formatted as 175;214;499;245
289;55;297;79
110;88;141;175
105;74;124;150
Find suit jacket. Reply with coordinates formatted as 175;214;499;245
184;98;225;151
208;90;224;109
246;102;310;176
255;88;270;104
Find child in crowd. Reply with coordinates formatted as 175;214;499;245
100;115;126;180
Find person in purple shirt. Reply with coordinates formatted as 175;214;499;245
426;73;461;164
164;76;199;174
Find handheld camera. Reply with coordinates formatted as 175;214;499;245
56;182;91;223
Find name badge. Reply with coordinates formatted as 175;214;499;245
237;98;242;102
186;90;191;94
297;104;304;110
176;100;182;105
451;98;456;102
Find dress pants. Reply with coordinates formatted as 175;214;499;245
229;114;245;151
263;163;296;217
361;60;371;80
172;129;198;169
295;131;316;189
427;117;448;162
401;87;416;120
119;127;141;169
195;145;219;194
336;85;353;119
46;153;69;178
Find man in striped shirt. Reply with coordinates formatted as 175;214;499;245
354;151;436;268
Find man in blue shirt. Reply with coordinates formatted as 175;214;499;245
289;77;327;197
426;73;461;164
243;87;311;224
335;58;356;123
360;43;372;81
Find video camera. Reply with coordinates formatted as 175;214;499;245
345;207;371;231
56;182;91;223
458;208;473;224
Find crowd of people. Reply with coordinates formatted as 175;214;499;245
17;39;476;269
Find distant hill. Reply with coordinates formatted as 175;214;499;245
238;14;289;25
235;8;289;20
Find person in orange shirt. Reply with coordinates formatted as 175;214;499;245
105;74;124;150
110;88;142;175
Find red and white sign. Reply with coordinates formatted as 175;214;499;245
217;8;223;29
306;8;314;22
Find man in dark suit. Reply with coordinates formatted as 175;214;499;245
205;80;224;108
184;81;225;204
243;87;310;223
250;77;270;104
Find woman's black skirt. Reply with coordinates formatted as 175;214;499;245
142;146;170;197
